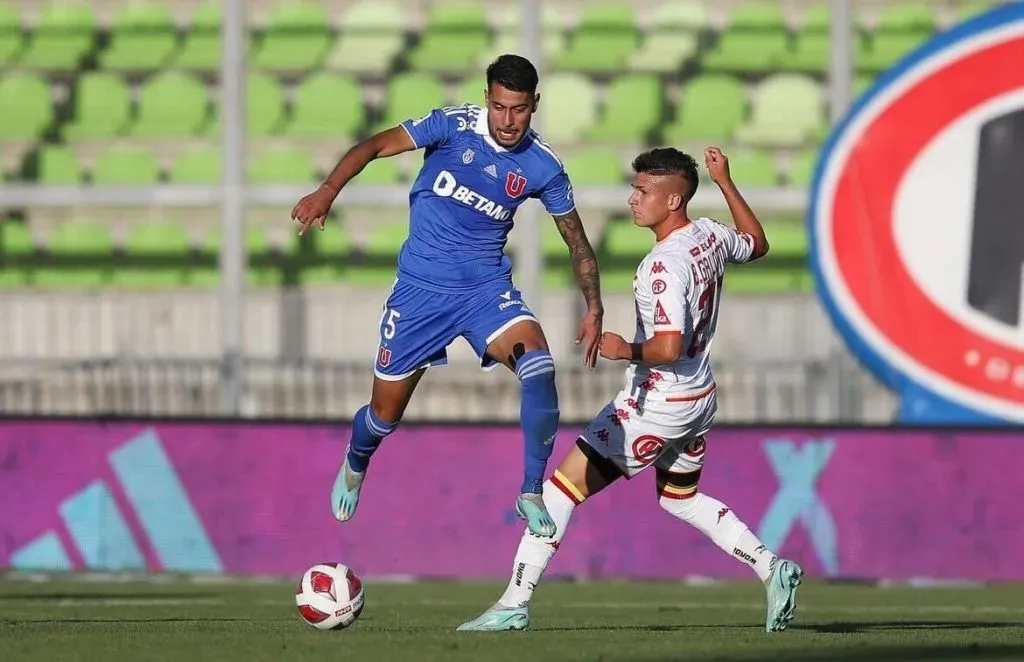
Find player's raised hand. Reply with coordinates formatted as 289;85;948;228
597;331;629;362
704;147;732;185
575;309;603;369
291;184;338;236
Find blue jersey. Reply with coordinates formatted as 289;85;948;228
395;104;576;293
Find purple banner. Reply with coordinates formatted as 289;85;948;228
0;422;1020;581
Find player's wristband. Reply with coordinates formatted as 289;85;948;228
629;343;643;363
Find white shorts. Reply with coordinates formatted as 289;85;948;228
579;384;717;479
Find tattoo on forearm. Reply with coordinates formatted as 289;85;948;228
553;209;602;311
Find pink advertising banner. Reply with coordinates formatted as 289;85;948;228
0;421;1020;581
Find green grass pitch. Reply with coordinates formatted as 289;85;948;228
1;577;1022;661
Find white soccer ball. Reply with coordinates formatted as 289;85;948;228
295;562;365;630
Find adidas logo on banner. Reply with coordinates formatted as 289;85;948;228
9;429;223;573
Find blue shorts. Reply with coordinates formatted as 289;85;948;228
374;278;538;380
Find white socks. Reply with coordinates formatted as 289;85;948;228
498;476;578;607
659;492;777;582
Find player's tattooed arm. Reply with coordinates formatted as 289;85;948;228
553;208;603;315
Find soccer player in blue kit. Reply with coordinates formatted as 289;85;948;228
291;55;604;538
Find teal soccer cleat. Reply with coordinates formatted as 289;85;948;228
764;558;803;632
330;448;365;522
457;604;530;632
515;492;557;538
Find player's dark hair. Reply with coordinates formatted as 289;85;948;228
632;148;699;201
486;54;539;95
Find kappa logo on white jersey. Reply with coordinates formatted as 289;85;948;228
650;261;667;275
432;170;512;221
811;3;1024;424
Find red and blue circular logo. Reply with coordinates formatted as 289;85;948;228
810;4;1024;424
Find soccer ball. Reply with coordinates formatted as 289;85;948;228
295;562;365;630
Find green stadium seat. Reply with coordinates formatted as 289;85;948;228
0;220;34;288
19;1;95;71
286;73;363;140
727;2;788;31
131;72;209;139
0;3;23;68
325;2;404;75
801;5;831;32
0;72;52;141
874;3;935;33
170;144;221;183
253;1;331;73
175;3;221;72
35;220;112;289
701;32;789;73
302;220;351;285
38;146;81;184
377;73;446;131
114;221;191;288
476;30;567;70
857;32;931;73
719;149;778;187
778;33;830;73
354;156;401;184
601;217;651;289
63;73;131;141
627;32;698;72
662;74;746;145
555;3;639;71
454;76;486;106
208;72;285;137
587;75;662;143
249;145;316;184
538;73;597;143
787;149;818;187
734;74;824;148
563;147;623;185
195;225;275;288
92;144;160;185
347;218;405;285
409;3;489;72
649;1;709;30
101;1;178;72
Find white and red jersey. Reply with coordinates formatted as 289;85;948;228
625;217;755;400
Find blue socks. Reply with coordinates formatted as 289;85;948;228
516;350;560;494
346;404;397;473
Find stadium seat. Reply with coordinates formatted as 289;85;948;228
175;3;221;72
720;149;778;187
131;72;209;139
662;74;746;145
563;147;624;185
286;73;364;140
778;32;830;73
726;1;788;31
477;30;567;70
587;75;662;143
555;3;639;71
19;1;95;71
649;1;709;31
873;3;935;33
325;2;404;75
302;220;352;285
169;144;221;183
454;76;486;106
0;220;34;288
34;220;112;288
38;146;82;184
628;32;698;73
63;73;131;141
408;3;489;72
787;149;818;187
734;74;825;148
101;1;178;72
348;218;406;285
195;225;275;288
701;32;789;73
248;145;317;184
601;217;651;290
376;73;446;132
92;144;160;185
253;1;331;73
114;221;192;288
353;156;401;185
538;73;597;143
800;5;831;32
857;32;931;73
0;3;22;68
0;72;52;141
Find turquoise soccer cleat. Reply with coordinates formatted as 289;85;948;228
515;493;557;538
457;604;530;632
330;449;365;522
764;558;803;632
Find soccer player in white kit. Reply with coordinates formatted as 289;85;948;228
458;146;803;633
